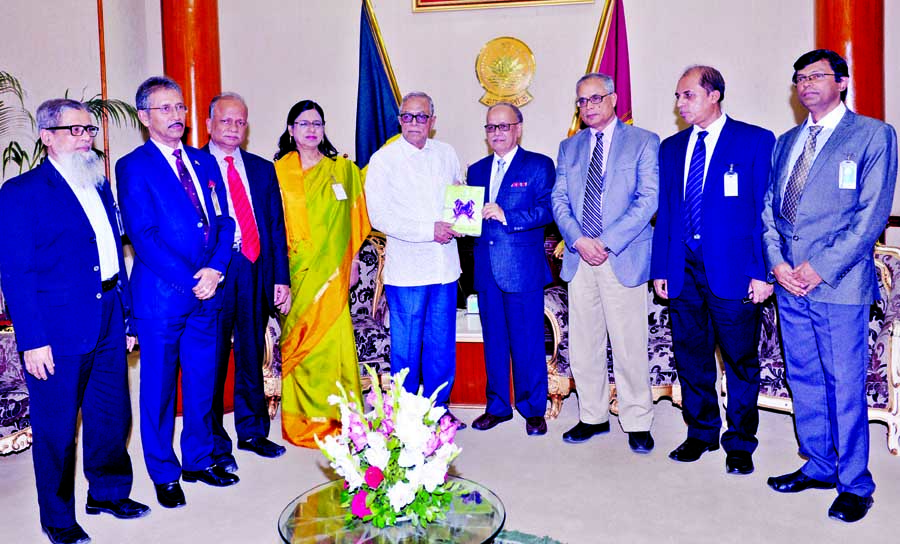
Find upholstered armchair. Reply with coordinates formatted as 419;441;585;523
262;232;391;418
0;325;31;455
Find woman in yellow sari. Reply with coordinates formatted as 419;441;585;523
274;100;370;447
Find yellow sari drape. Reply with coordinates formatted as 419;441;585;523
275;152;370;448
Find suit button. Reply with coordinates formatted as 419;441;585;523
793;235;799;241
489;241;494;245
197;222;204;228
90;237;97;243
693;234;701;240
96;293;102;299
93;265;100;272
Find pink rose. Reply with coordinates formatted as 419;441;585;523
350;489;372;518
364;466;385;488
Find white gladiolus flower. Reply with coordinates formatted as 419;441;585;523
387;480;417;511
327;394;342;406
426;404;447;423
418;459;448;492
398;447;425;468
365;432;390;470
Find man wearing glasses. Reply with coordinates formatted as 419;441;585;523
761;49;897;523
651;66;774;474
0;99;149;544
466;102;554;436
117;76;237;510
202;93;290;471
366;91;466;428
551;72;659;452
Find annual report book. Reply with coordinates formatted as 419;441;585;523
442;184;484;237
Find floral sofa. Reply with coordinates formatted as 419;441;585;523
543;245;900;455
0;319;31;455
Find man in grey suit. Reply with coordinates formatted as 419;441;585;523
552;72;659;453
762;49;898;523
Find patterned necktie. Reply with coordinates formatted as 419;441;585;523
172;149;208;226
781;125;823;223
224;156;260;262
581;131;605;237
683;131;708;250
490;158;506;203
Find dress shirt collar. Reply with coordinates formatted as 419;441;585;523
691;112;726;140
590;118;617;142
399;135;433;156
208;140;242;164
150;138;186;158
804;101;846;131
493;145;518;165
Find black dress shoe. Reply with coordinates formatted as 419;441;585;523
562;421;609;443
767;469;836;493
237;437;287;459
525;416;547;436
472;412;513;431
668;438;719;462
85;495;150;519
182;465;240;487
725;451;754;475
828;492;874;523
154;481;186;509
628;431;654;453
42;524;90;544
445;410;467;430
213;453;239;473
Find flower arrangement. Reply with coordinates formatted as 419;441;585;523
315;367;462;528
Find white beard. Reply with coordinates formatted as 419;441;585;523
56;151;105;189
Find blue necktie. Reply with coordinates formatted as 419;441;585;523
581;131;605;238
684;131;707;250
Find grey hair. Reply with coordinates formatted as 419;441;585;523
36;99;89;130
208;92;248;118
135;76;182;110
576;72;615;94
487;102;523;123
401;91;435;115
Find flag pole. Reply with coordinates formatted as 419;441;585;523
568;0;616;136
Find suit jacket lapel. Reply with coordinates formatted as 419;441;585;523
805;110;856;185
496;148;526;202
604;120;625;174
706;117;734;196
43;161;93;233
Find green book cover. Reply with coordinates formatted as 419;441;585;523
443;184;484;237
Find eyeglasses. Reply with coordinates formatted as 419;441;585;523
45;125;100;137
484;122;520;133
575;93;613;108
143;104;188;115
793;72;837;85
217;118;247;128
399;112;431;124
293;120;325;129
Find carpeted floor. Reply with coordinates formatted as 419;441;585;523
1;353;898;543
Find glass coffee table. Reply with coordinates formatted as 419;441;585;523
277;475;505;543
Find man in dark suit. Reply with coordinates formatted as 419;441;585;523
551;73;659;453
202;93;291;469
761;49;897;523
651;65;775;474
0;99;149;544
117;76;238;509
467;102;554;436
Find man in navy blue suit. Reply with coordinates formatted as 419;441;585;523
0;99;149;544
202;93;291;469
117;76;238;509
651;66;774;474
467;103;553;435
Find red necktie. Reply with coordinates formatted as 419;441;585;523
224;156;260;262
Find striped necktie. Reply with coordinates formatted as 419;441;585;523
683;131;708;250
781;125;823;223
224;156;260;262
581;131;605;237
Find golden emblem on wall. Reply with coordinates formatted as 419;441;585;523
475;37;536;107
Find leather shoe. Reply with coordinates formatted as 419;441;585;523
628;431;654;453
472;412;513;431
182;465;240;487
85;495;150;519
42;524;90;544
828;492;874;523
668;438;719;462
237;437;286;459
725;451;754;475
525;416;547;436
154;481;186;509
767;469;836;493
213;453;239;473
562;421;609;443
445;410;467;430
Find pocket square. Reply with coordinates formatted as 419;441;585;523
510;181;528;188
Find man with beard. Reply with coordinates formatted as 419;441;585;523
0;99;148;544
117;76;237;509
